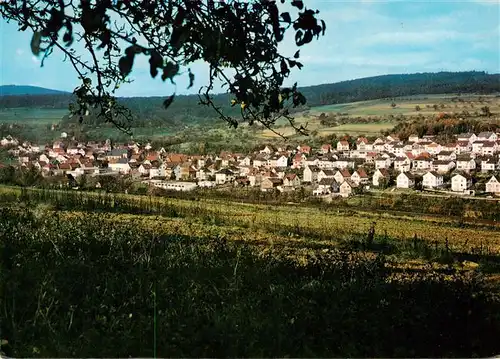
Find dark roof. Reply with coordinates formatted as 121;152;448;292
216;168;234;175
321;169;335;176
318;178;338;186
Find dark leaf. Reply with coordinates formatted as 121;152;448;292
281;12;291;23
118;56;134;77
30;31;42;56
280;59;289;75
163;94;175;109
294;50;300;59
125;45;142;57
148;51;163;78
321;20;326;35
302;30;313;44
188;69;195;89
161;62;179;82
291;0;304;10
63;32;72;45
295;30;303;46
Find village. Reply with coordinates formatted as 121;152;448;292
1;131;500;198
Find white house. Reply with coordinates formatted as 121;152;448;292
372;169;390;187
413;157;432;171
320;144;332;154
422;171;443;188
149;165;166;179
108;158;131;174
437;151;456;161
317;169;336;184
283;173;301;187
152;181;198;192
337;140;350;151
315;178;339;195
408;134;419;143
477;132;498;142
335;157;354;169
432;160;455;174
457;133;477;143
356;140;373;152
269;155;288;168
396;172;415;189
486;175;500;194
215;168;236;184
239;156;252;167
456;156;476;172
481;158;497;172
394;157;411;172
375;157;392;169
351;168;369;185
303;165;320;183
472;141;488;154
259;145;275;155
481;142;497;156
456;141;472;154
333;169;351;184
138;163;152;176
451;173;472;192
304;156;320;168
339;179;358;197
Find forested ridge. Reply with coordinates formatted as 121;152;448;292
1;71;499;129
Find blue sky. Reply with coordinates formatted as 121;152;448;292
1;0;499;97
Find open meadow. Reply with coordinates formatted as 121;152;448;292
259;94;500;139
1;186;500;357
0;108;68;125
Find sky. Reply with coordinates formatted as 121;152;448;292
1;0;499;97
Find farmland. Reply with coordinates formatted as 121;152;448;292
259;94;500;139
0;108;68;125
1;186;500;357
2;93;499;153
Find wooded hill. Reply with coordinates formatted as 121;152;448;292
1;71;498;129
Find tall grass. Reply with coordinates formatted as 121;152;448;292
1;207;500;357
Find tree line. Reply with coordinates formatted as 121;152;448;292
1;71;498;130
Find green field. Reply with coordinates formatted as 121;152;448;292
311;94;500;117
0;108;68;124
1;186;500;357
1;93;499;146
259;94;500;139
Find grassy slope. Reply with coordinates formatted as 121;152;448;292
259;94;500;139
2;186;500;357
0;108;68;125
1;94;499;145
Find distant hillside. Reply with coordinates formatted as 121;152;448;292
0;85;69;96
0;71;498;129
300;71;500;106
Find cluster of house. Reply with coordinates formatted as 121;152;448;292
1;130;500;197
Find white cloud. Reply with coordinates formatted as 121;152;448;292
472;0;500;5
302;51;434;67
31;56;39;64
16;48;24;56
358;30;462;46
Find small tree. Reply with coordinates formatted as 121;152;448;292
481;106;492;117
391;102;397;109
415;105;421;112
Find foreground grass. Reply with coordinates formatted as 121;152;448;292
2;207;500;358
4;186;497;254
